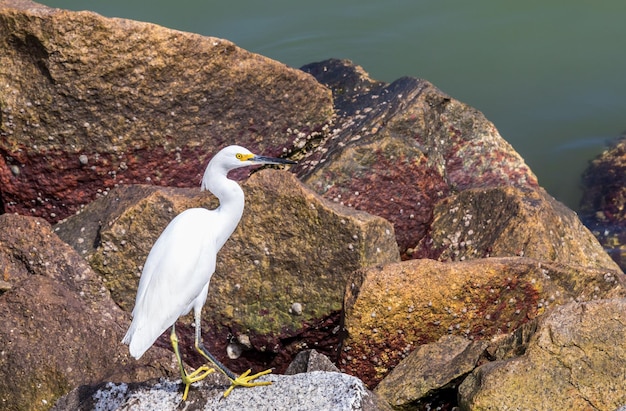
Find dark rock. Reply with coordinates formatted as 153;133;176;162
341;257;625;387
459;298;626;410
0;0;333;223
375;335;489;410
298;59;538;258
0;214;177;410
284;349;341;374
55;170;400;376
580;134;626;271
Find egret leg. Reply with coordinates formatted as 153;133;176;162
170;324;214;400
193;310;272;397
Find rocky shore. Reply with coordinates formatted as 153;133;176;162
1;1;625;410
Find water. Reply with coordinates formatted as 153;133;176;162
36;0;626;210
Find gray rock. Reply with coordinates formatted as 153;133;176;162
52;372;392;411
284;349;341;374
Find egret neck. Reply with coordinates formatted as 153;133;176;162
201;160;246;251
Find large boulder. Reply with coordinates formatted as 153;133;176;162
341;257;625;387
0;214;177;410
580;134;626;271
421;185;621;271
0;0;333;223
459;298;626;410
297;59;539;258
55;169;400;374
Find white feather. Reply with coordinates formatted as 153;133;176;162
121;145;294;360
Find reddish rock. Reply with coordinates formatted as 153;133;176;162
341;257;625;387
298;59;538;258
0;0;333;223
580;135;626;271
0;214;177;410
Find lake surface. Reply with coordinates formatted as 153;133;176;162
38;0;626;210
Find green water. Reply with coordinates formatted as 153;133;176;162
37;0;626;210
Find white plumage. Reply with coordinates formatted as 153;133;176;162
122;145;295;399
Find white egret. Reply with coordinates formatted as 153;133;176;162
122;145;296;400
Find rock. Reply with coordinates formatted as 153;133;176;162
484;318;539;362
422;185;621;271
341;257;625;387
580;135;626;271
284;349;341;374
0;0;333;223
52;371;392;411
298;59;538;258
375;335;488;410
0;214;177;411
55;169;400;375
458;298;626;411
53;183;213;308
3;3;625;410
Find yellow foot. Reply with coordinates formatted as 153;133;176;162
181;365;215;401
223;369;273;398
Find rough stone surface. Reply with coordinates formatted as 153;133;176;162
580;135;626;271
341;257;625;387
52;371;393;411
0;0;333;223
484;319;540;363
284;349;341;375
421;185;622;272
375;335;488;410
3;4;625;411
55;169;400;376
0;214;177;411
297;59;538;258
54;183;214;309
458;298;626;411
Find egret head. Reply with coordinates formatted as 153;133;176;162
202;145;296;191
211;145;296;171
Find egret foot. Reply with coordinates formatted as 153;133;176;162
194;338;273;397
223;368;273;397
180;365;215;401
170;325;217;400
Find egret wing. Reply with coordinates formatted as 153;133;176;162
123;208;218;358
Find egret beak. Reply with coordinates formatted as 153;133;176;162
251;155;297;166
